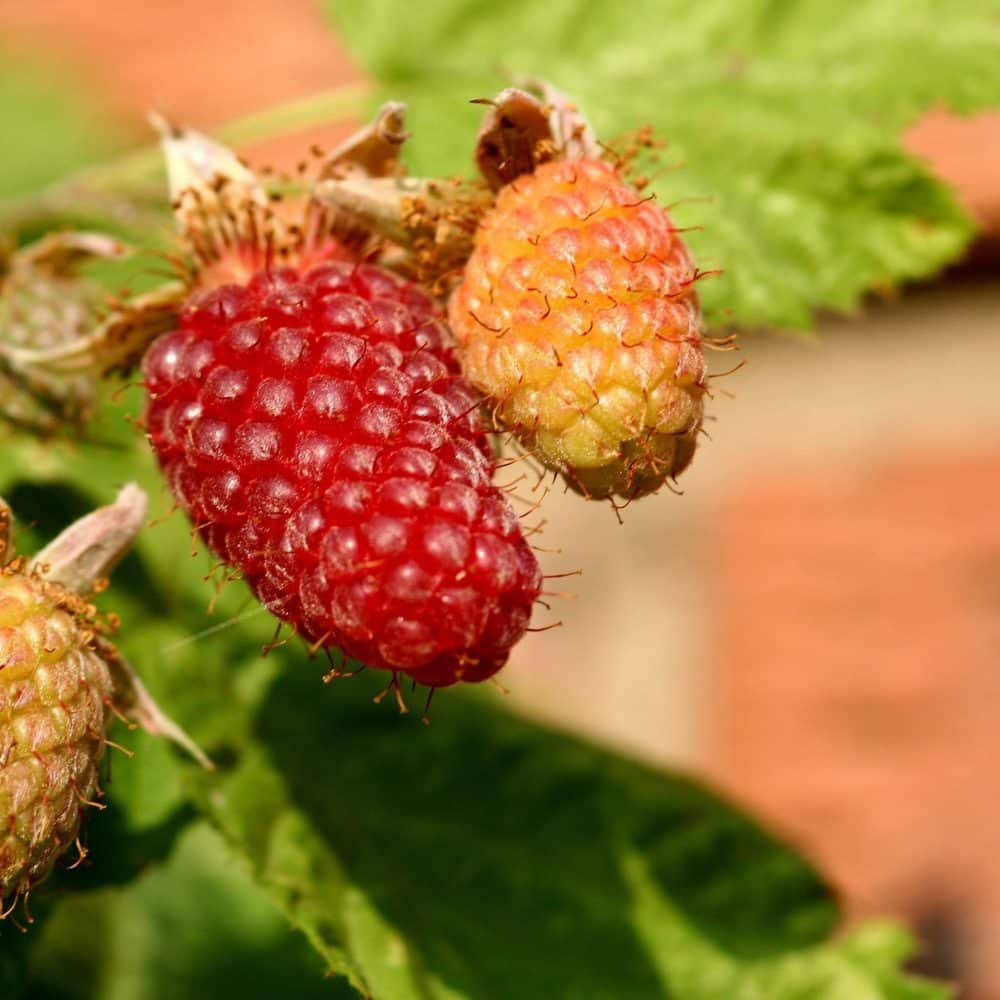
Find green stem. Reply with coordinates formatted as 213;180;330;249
216;86;370;147
0;84;370;234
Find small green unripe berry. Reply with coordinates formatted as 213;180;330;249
0;565;113;907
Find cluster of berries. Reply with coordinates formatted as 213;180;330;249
0;82;714;911
141;84;710;693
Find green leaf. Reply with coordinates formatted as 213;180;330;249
19;823;356;1000
192;660;942;999
327;0;1000;330
0;49;122;203
0;85;368;240
621;849;950;999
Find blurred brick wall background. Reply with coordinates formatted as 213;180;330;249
3;2;999;994
712;446;1000;991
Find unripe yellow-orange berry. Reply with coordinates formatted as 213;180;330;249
450;159;706;500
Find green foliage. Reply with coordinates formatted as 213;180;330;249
19;824;354;1000
0;7;971;994
0;393;949;997
329;0;1000;330
0;50;122;204
0;86;367;241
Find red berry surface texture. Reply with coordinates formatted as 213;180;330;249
144;262;541;687
0;567;113;904
449;158;707;500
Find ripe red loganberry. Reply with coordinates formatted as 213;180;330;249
143;261;542;688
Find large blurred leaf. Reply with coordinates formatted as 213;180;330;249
19;823;355;1000
0;400;948;997
328;0;1000;330
195;665;948;998
0;86;368;240
0;49;121;202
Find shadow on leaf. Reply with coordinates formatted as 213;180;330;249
250;663;836;998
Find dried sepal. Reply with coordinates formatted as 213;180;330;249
7;231;129;279
9;281;186;379
474;80;600;190
510;77;601;163
84;281;187;377
318;101;409;181
312;175;437;249
473;88;559;189
0;231;134;434
152;111;395;286
150;113;284;288
312;83;601;290
313;173;490;293
152;112;275;257
310;104;475;282
30;482;147;595
101;646;213;771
